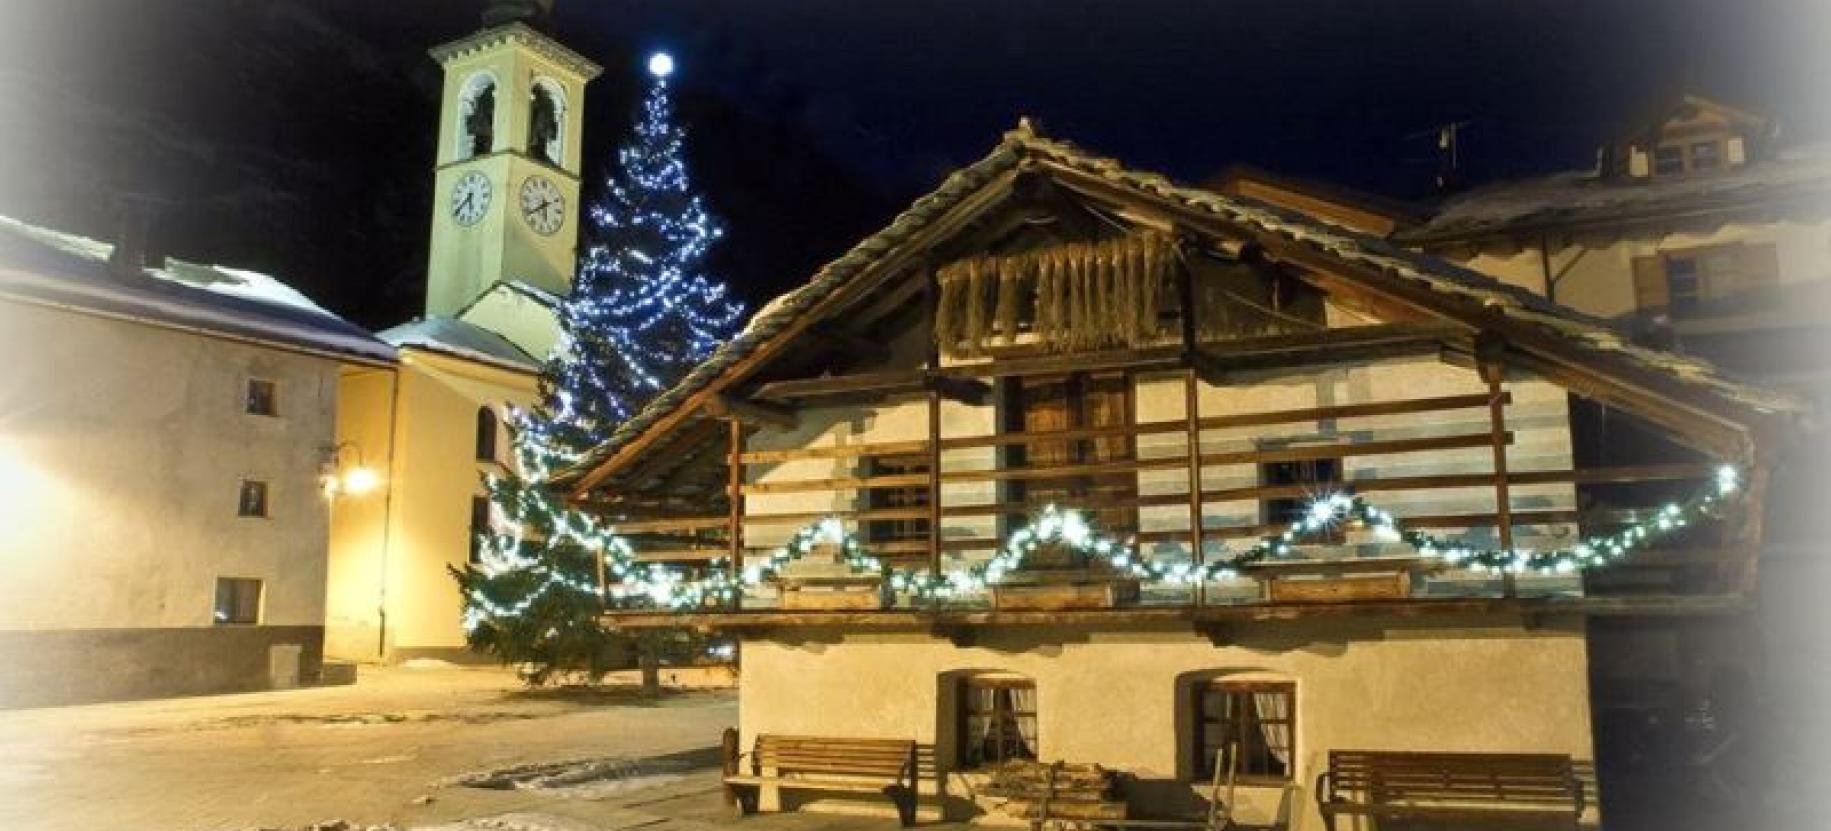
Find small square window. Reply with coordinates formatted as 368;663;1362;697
959;677;1038;769
238;480;270;518
1653;144;1685;175
245;379;277;416
214;577;262;625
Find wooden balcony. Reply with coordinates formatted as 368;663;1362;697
582;376;1753;624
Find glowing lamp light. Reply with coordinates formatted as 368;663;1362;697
647;51;675;78
341;466;382;496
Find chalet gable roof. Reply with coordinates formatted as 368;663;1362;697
558;121;1809;495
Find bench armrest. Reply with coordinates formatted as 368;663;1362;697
1315;770;1335;805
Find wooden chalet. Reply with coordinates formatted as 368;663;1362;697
555;121;1807;827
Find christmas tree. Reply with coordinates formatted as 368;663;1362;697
455;52;743;688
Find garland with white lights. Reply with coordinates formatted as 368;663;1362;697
587;466;1746;608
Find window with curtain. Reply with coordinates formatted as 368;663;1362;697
959;676;1038;768
1195;681;1294;782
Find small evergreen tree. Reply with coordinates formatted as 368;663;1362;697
454;54;741;689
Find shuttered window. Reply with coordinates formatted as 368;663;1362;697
1631;242;1780;318
1006;373;1135;532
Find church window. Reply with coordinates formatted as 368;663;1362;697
457;73;498;161
470;495;492;564
475;407;500;462
528;79;566;166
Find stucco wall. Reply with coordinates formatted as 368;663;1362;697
326;348;538;661
739;616;1595;827
0;299;338;704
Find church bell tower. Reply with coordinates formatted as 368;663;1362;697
423;2;600;317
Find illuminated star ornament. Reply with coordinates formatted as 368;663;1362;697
647;51;675;78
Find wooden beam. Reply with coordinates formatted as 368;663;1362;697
752;369;926;403
1481;357;1516;596
728;418;745;572
936;345;1186;380
930;375;993;406
1192;322;1464;380
705;393;798;430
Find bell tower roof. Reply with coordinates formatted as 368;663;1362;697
429;21;602;81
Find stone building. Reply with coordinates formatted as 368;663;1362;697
0;215;394;707
559;124;1804;826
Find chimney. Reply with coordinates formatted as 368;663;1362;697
106;198;164;277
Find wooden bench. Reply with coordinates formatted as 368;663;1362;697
1316;750;1585;830
723;733;921;826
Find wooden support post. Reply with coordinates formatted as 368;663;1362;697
1735;465;1771;597
728;418;745;575
594;541;608;604
1185;368;1205;605
1481;363;1516;597
928;389;944;575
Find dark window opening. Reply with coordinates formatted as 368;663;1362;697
470;495;492;564
1196;681;1294;782
213;577;262;625
959;677;1038;769
1261;457;1343;541
1004;372;1135;533
529;85;560;165
238;480;269;518
866;454;931;546
463;81;495;159
1689;141;1721;170
475;407;500;463
245;379;277;416
1653;144;1685;175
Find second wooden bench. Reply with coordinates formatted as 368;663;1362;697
724;733;922;826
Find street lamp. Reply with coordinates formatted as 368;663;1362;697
320;441;383;498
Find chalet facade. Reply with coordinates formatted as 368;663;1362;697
558;122;1805;827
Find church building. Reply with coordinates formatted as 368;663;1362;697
324;5;600;663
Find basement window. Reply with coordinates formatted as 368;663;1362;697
237;480;270;518
213;577;263;625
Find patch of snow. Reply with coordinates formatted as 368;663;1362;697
399;658;460;670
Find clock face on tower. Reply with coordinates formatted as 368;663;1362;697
450;171;491;227
519;175;565;236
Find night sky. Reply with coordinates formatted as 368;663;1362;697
1;0;1823;330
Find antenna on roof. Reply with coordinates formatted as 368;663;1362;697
1405;121;1471;193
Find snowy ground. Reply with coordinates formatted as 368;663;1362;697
0;663;797;831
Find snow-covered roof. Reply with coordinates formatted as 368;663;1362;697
558;121;1810;492
0;215;395;364
1400;143;1831;243
378;315;540;372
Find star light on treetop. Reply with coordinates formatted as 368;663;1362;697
647;52;675;78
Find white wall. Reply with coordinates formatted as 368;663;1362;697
741;617;1596;827
0;299;338;631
